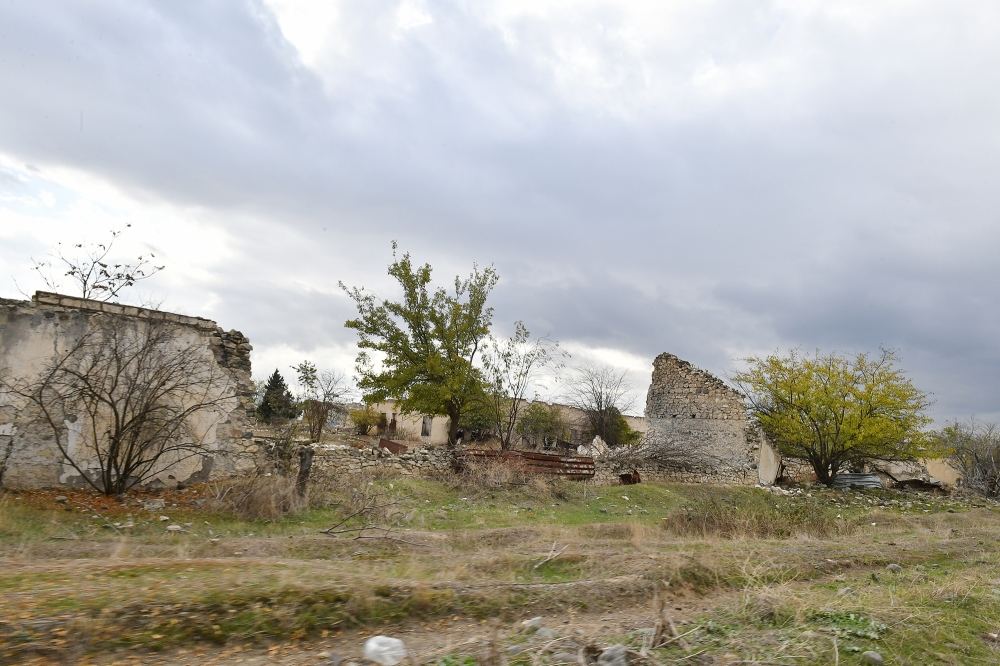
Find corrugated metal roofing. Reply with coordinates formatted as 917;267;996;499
830;473;884;489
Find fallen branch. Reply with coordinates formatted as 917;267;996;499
651;583;690;651
533;541;569;570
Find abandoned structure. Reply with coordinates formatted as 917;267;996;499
368;399;647;449
0;292;255;489
642;352;762;484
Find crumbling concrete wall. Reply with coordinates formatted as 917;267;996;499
0;292;255;489
643;353;759;484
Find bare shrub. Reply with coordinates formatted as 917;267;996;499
941;421;1000;497
207;473;306;521
443;456;569;499
661;489;850;539
2;316;237;495
605;430;726;475
453;457;531;492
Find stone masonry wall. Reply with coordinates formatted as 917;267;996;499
643;353;759;484
0;292;255;489
310;444;453;477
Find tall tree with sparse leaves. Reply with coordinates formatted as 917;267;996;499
481;321;564;450
294;360;348;443
341;243;498;452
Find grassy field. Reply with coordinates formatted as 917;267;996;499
1;474;998;664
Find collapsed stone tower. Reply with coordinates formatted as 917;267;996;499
644;353;759;483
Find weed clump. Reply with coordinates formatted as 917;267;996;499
661;488;852;538
206;473;306;521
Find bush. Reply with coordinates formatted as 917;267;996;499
444;456;567;499
941;421;1000;497
457;457;531;490
207;473;307;521
349;406;381;436
661;489;850;539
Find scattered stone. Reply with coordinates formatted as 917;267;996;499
158;515;170;522
363;636;407;666
54;495;68;504
597;644;629;666
521;616;544;632
143;499;166;511
534;627;558;641
165;524;183;533
861;651;884;665
506;645;529;656
886;563;903;573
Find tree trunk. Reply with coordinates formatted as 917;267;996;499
296;445;314;498
812;457;833;485
447;405;462;471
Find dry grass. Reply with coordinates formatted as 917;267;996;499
661;487;851;538
1;481;997;663
205;472;307;521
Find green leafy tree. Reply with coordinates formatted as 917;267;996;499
516;402;568;448
341;244;498;451
733;349;932;485
606;407;642;448
257;369;300;424
457;381;494;441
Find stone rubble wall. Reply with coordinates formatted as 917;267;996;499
591;457;756;486
0;292;255;489
642;353;760;483
305;441;758;486
309;444;453;476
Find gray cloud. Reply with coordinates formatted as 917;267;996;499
1;0;998;422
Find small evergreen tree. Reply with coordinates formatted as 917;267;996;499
257;369;299;424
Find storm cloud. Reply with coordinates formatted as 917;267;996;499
1;1;998;421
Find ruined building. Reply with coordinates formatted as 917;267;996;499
0;292;255;489
643;353;763;484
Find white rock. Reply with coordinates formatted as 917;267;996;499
158;515;170;522
363;636;407;666
165;524;184;532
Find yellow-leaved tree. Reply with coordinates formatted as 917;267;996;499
733;349;933;485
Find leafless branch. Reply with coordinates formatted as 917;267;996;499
1;315;237;495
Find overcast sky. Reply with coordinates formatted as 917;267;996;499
1;1;998;422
